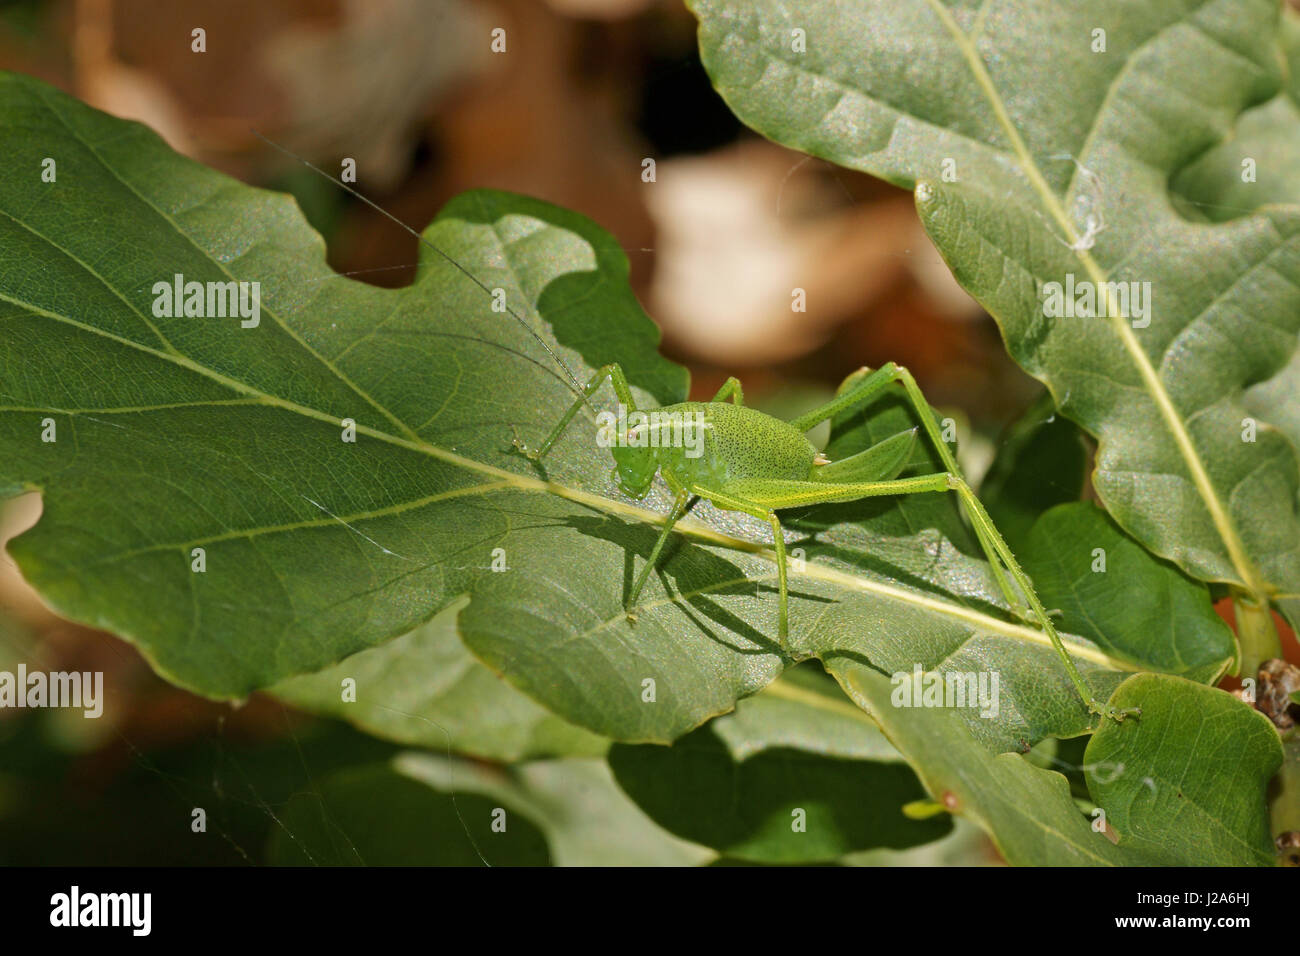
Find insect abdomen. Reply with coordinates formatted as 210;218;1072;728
656;402;816;486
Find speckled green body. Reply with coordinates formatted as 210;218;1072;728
647;401;819;493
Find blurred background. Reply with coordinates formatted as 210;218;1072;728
0;0;1294;865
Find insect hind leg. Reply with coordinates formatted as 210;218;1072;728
792;363;1127;722
890;367;1134;720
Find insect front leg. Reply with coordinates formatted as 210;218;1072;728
512;363;638;461
786;363;899;433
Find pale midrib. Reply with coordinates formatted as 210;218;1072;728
37;86;425;449
1;291;1130;672
0;399;264;414
98;481;513;562
924;0;1270;602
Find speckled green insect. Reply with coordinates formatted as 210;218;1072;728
516;361;1138;723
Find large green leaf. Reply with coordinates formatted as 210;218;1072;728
831;659;1126;865
1020;503;1235;681
270;753;712;867
1170;10;1300;633
979;394;1089;556
0;71;1143;751
607;664;951;862
265;760;558;866
690;0;1300;642
0;70;686;698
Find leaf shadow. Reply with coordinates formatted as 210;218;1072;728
608;726;951;861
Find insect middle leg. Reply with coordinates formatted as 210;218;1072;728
690;485;791;641
622;482;789;640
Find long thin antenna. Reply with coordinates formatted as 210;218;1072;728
250;129;593;405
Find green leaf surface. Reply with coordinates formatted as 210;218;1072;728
271;598;608;761
0;712;399;865
830;658;1130;865
1170;11;1300;630
390;754;717;868
690;0;1300;635
1020;502;1235;681
0;69;688;698
264;754;715;866
608;664;951;862
1247;352;1300;455
1083;673;1283;866
832;660;1281;865
842;817;997;867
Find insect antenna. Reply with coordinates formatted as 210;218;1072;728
249;130;595;409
